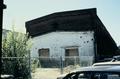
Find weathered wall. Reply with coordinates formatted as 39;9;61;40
31;31;95;66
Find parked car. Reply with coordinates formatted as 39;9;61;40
93;61;120;66
57;66;120;79
93;55;120;66
111;55;120;62
57;56;120;79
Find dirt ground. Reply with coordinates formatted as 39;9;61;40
32;68;61;79
32;65;80;79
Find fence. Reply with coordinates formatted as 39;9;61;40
1;56;92;79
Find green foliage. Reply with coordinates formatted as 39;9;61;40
31;59;40;73
2;30;32;79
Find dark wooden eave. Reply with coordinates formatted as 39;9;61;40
25;8;118;60
26;8;97;37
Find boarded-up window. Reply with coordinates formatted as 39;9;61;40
65;48;79;66
65;48;79;56
38;49;49;57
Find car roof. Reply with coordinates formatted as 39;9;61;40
71;66;120;73
58;66;120;79
113;55;120;58
93;61;120;66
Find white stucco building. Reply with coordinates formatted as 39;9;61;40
26;8;118;66
31;31;94;63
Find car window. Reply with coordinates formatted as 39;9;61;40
64;72;120;79
78;73;90;79
108;74;120;79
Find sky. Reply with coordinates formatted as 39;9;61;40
3;0;120;46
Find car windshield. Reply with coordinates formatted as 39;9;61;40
63;72;120;79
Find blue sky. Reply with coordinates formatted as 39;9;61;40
3;0;120;46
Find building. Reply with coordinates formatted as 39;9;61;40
25;8;118;66
2;29;10;39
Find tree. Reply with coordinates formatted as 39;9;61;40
2;29;31;79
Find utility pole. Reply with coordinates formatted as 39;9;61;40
0;0;6;77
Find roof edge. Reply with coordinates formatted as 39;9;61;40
26;8;97;26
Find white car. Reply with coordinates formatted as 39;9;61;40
57;55;120;79
93;61;120;66
57;66;120;79
111;55;120;62
93;55;120;66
